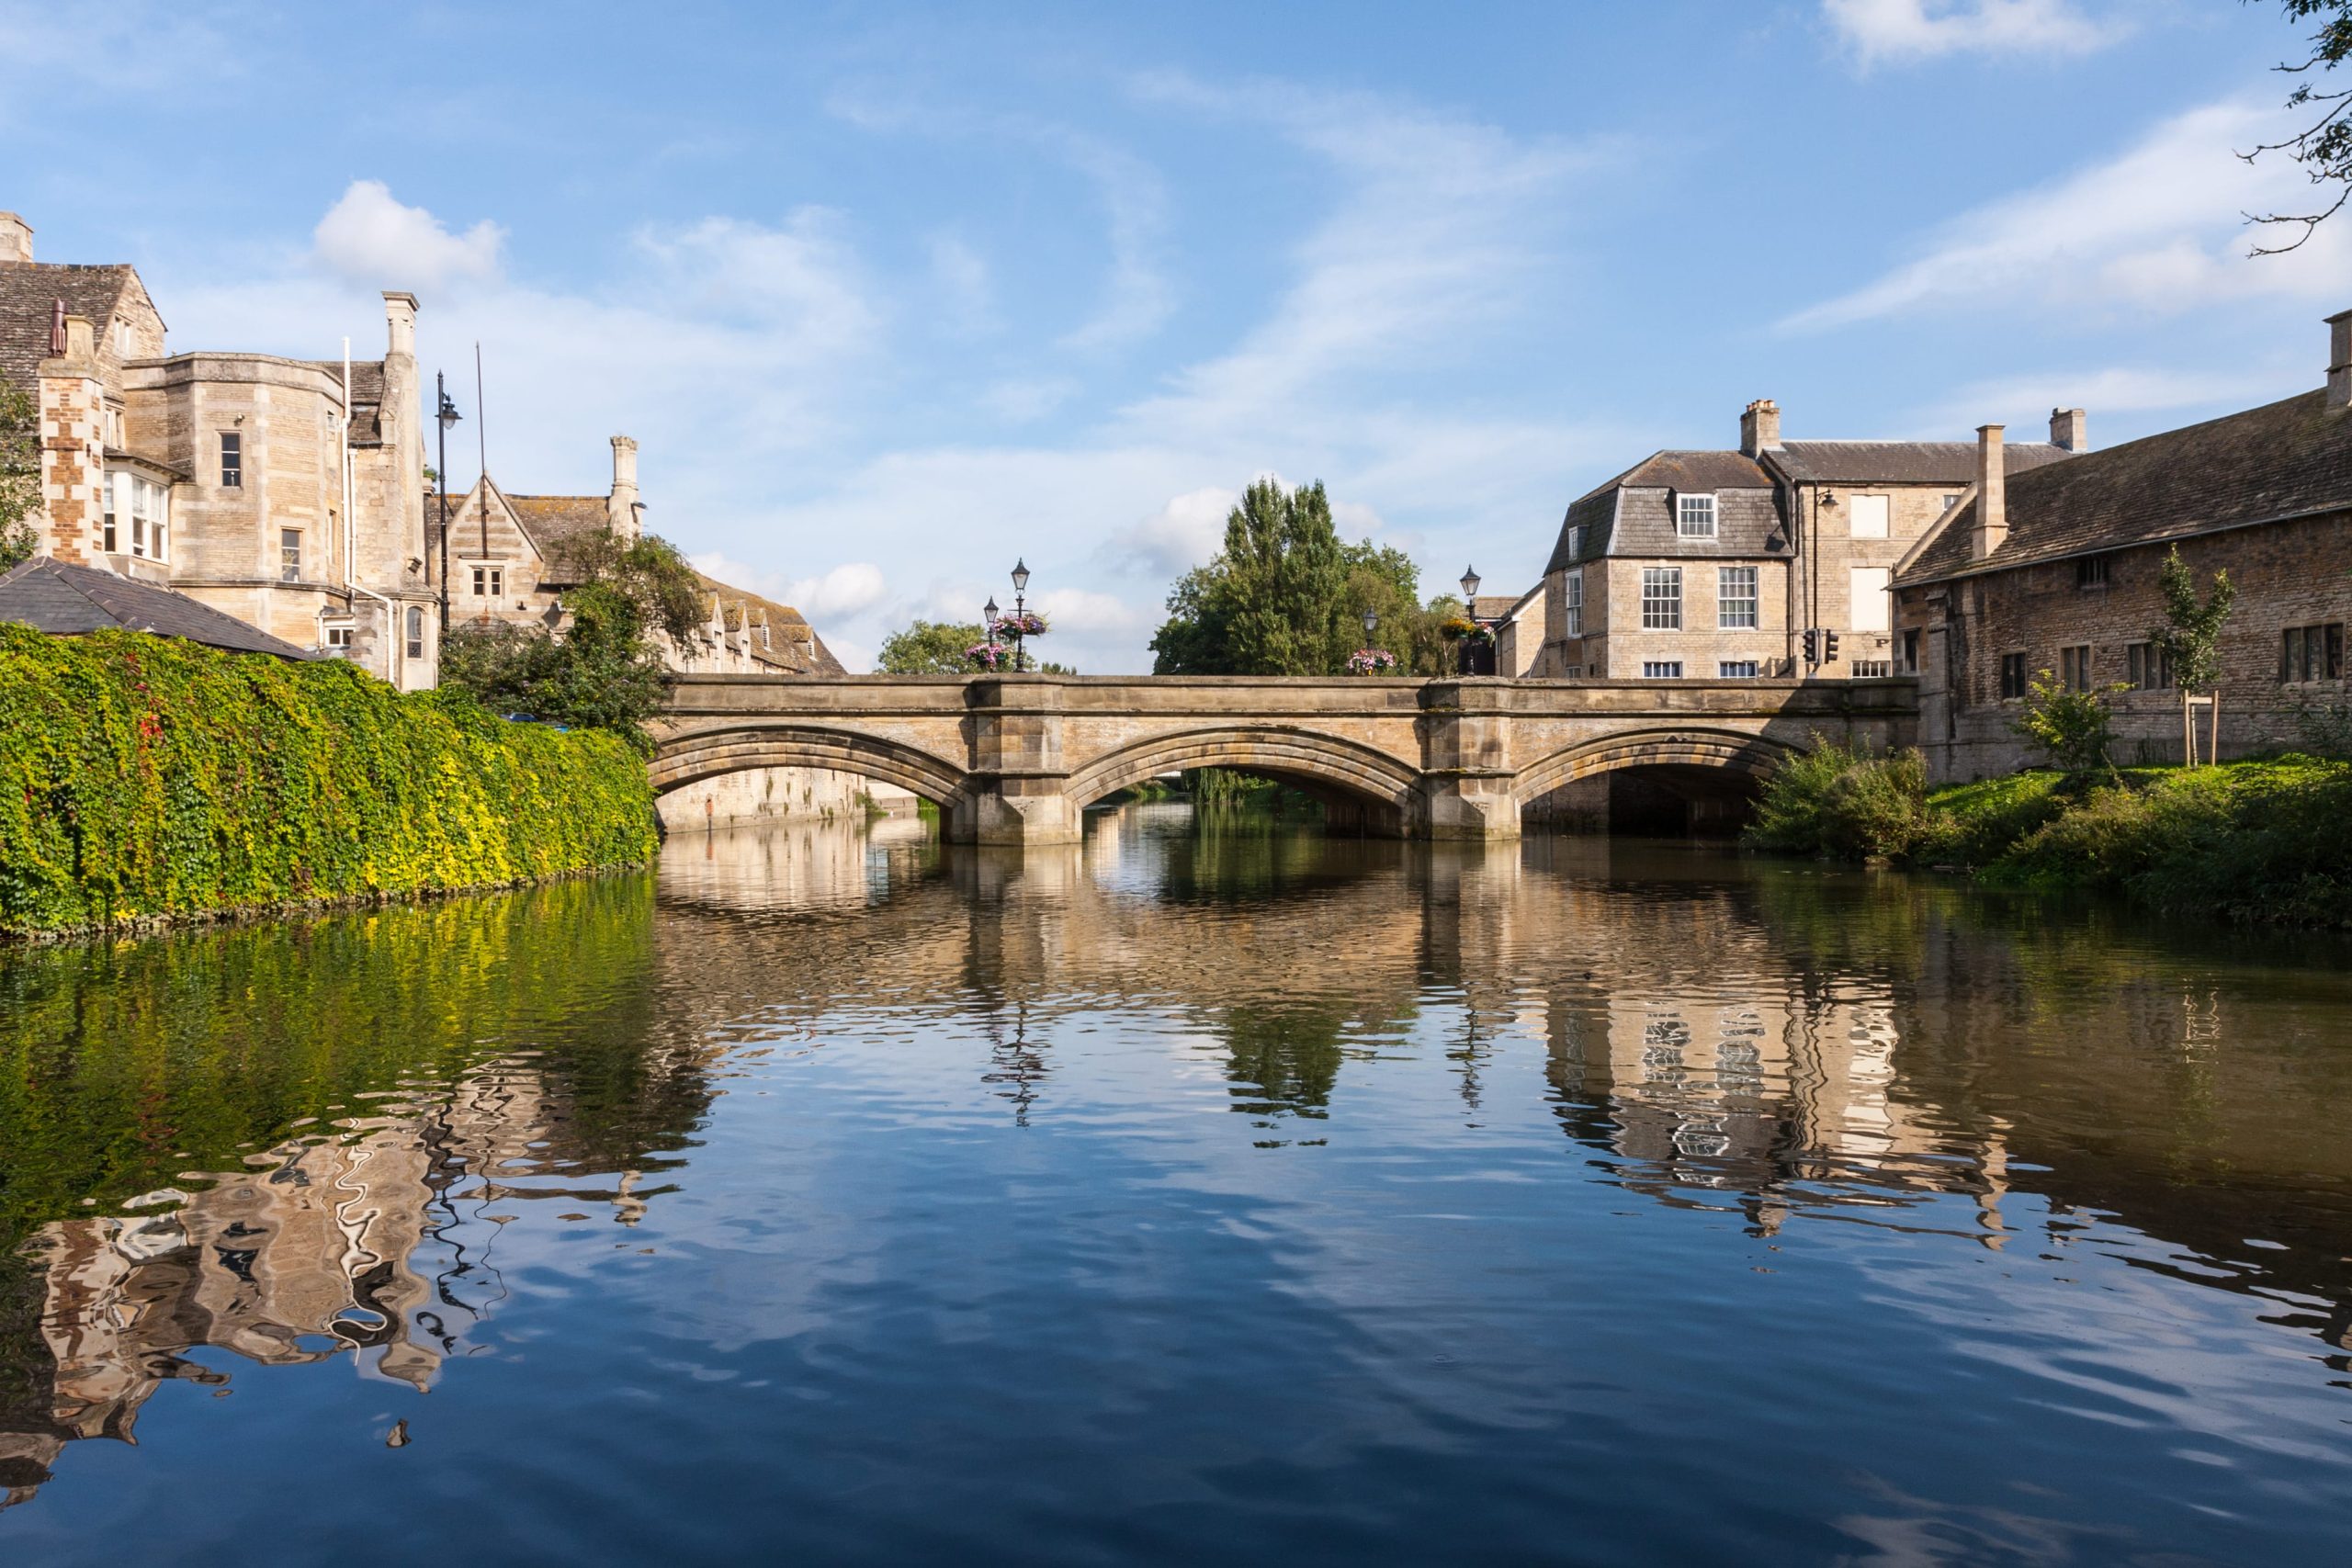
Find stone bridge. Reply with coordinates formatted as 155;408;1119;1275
652;675;1917;844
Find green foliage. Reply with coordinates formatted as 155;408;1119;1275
1745;738;1930;860
0;625;656;936
2149;546;2236;694
877;618;988;673
0;382;37;570
2290;687;2352;758
1910;771;2071;866
2010;669;2124;773
1150;479;1453;676
1184;767;1284;807
568;531;712;648
441;581;670;751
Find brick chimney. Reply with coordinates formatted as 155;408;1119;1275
1739;398;1781;457
37;316;106;564
2329;309;2352;411
2048;407;2088;452
1970;423;2007;560
609;434;640;541
0;212;30;265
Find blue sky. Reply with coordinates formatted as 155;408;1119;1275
6;0;2346;670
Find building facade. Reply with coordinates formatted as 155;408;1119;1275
4;210;438;687
1530;399;2075;682
1894;310;2352;781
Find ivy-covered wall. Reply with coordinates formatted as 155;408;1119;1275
0;625;658;935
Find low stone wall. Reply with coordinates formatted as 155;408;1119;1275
654;764;918;833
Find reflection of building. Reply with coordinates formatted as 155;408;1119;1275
0;1066;657;1510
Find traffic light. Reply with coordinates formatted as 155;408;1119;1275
1823;630;1841;662
1803;629;1819;664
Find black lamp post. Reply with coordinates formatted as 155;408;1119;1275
983;595;1000;670
435;376;462;635
1009;558;1032;672
1361;605;1378;643
1460;564;1481;604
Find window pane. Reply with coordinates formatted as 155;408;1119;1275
1641;568;1681;630
1717;566;1758;629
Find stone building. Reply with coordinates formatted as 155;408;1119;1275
1530;400;2075;682
1893;310;2352;781
429;434;844;678
1;210;439;688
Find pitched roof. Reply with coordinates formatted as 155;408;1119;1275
690;570;846;675
1544;449;1781;573
0;558;318;659
308;358;387;441
1898;390;2352;586
1769;439;2071;486
1470;594;1525;621
0;262;133;392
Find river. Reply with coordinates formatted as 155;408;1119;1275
3;806;2349;1564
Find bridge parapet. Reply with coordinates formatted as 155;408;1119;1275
654;675;1918;844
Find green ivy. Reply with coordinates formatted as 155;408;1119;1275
0;625;658;935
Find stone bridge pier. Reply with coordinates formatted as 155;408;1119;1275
650;674;1918;847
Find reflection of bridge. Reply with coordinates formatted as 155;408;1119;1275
652;675;1918;843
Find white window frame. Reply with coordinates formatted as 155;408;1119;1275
280;527;302;582
322;620;356;653
1848;493;1890;539
1642;660;1684;679
468;563;505;599
130;477;166;562
220;431;243;489
1676;493;1717;539
103;472;122;554
405;605;426;660
1562;568;1584;637
1718;660;1760;679
1849;659;1894;678
1717;565;1758;630
1849;566;1892;634
1641;567;1682;630
1565;525;1583;558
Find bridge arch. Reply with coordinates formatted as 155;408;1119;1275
1510;727;1795;818
1063;725;1420;829
650;724;972;807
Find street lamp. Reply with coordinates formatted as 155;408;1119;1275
1460;564;1481;603
435;376;462;634
1361;605;1378;641
1009;560;1032;671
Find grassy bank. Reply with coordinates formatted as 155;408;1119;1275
1747;741;2352;928
0;625;658;937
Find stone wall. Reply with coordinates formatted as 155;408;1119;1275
1899;509;2352;780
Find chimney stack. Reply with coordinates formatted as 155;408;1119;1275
2329;309;2352;412
1971;423;2007;560
1739;398;1781;457
0;212;30;265
2048;407;2088;452
609;434;640;540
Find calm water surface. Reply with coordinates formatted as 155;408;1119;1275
3;806;2350;1565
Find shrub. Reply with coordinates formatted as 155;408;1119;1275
1746;739;1929;860
0;625;657;935
2010;670;2123;773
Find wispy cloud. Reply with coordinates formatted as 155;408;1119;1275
313;181;504;292
1781;97;2352;332
1822;0;2129;67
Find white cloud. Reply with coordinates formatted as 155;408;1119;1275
1099;484;1238;579
1822;0;2126;66
312;180;504;291
1781;98;2352;332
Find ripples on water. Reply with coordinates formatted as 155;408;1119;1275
3;805;2350;1564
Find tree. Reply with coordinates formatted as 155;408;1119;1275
2244;0;2352;253
1149;479;1453;676
2149;546;2237;766
0;383;38;571
2011;670;2124;775
876;617;1073;674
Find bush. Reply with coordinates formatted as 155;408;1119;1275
1746;739;1929;860
0;625;657;935
2010;670;2123;773
440;581;669;752
1913;773;2072;866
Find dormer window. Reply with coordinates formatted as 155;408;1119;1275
1565;525;1583;558
1677;494;1717;538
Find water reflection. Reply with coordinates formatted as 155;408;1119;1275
3;808;2350;1559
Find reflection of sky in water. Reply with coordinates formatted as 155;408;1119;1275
4;810;2351;1563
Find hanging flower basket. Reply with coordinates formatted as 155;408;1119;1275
991;611;1049;637
967;641;1013;671
1439;615;1495;644
1347;649;1399;675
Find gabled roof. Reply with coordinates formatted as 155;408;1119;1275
0;262;134;391
690;570;846;675
1768;440;2070;487
1544;449;1781;573
0;558;318;660
1898;390;2352;586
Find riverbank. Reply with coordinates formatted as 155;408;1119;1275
1747;743;2352;927
0;626;658;938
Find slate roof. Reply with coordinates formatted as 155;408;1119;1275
690;570;847;675
1897;390;2352;586
308;358;387;441
1544;450;1781;574
1470;594;1526;621
1770;439;2071;486
0;262;133;392
0;558;318;659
